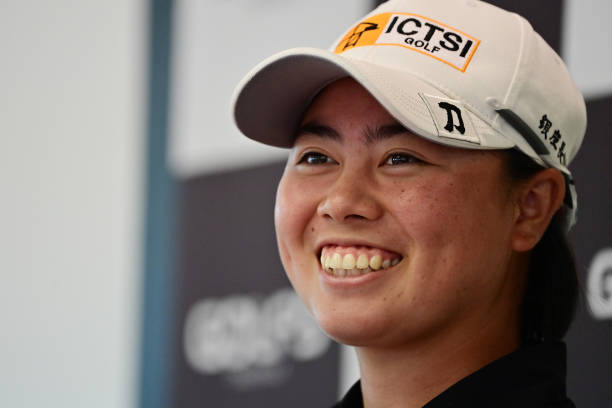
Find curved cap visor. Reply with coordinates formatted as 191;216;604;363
232;47;514;151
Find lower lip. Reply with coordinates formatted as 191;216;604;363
318;263;399;289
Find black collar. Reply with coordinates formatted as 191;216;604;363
333;341;574;408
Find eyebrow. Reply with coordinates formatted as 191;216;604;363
296;121;410;145
363;122;410;144
297;122;341;141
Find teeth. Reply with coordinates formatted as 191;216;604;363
369;255;382;270
342;254;356;269
320;250;401;278
330;253;342;269
356;254;369;269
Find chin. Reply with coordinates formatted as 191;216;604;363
310;303;394;347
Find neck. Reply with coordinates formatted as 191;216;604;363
356;305;521;408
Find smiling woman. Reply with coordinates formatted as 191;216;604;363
231;0;586;407
276;78;524;352
276;79;532;366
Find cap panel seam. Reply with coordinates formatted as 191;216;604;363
501;14;528;108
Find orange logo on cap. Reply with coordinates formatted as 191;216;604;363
335;13;391;52
334;12;480;72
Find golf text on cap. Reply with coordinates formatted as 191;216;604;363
334;13;480;72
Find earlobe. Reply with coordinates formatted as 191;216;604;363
511;169;566;252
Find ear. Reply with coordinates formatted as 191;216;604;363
511;168;566;252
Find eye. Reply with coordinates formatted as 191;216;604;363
297;151;337;165
383;152;424;166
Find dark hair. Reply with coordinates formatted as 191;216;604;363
502;149;579;343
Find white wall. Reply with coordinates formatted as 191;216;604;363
563;0;612;98
0;1;146;407
169;0;371;177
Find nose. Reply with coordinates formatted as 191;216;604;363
316;170;383;223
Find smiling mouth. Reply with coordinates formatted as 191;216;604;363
319;245;403;278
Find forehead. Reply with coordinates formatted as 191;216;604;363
296;121;412;146
296;78;457;155
301;77;391;123
297;77;411;144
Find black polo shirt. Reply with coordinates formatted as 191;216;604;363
333;341;574;407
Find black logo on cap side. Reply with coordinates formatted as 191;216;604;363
438;102;465;135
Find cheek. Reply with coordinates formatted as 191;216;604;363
390;178;459;248
385;176;515;326
392;174;512;265
274;175;319;273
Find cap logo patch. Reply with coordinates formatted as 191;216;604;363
334;13;480;72
420;94;481;144
438;101;466;134
339;22;380;51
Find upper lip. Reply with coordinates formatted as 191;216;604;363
315;237;402;257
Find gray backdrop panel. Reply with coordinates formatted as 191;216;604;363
566;95;612;408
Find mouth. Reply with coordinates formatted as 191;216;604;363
318;244;403;278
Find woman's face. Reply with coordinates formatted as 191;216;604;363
274;78;521;348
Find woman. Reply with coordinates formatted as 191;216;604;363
231;0;586;406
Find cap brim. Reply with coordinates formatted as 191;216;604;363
232;47;515;150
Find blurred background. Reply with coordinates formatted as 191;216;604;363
1;0;611;407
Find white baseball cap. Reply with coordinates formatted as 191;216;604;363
231;0;586;229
